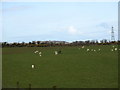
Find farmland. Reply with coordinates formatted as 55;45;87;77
2;45;118;88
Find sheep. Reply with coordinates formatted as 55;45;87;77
82;46;85;48
55;51;58;55
111;49;114;51
94;50;96;52
34;50;38;53
87;49;89;51
39;52;42;54
32;64;35;69
115;48;117;51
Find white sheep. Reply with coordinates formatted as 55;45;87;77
87;49;89;51
94;50;96;52
34;50;38;53
39;52;42;54
32;64;35;69
111;49;114;51
115;48;117;51
55;51;58;55
82;46;85;48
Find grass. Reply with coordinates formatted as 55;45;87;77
2;45;118;88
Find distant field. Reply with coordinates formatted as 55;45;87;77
2;45;118;88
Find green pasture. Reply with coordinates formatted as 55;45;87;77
2;45;118;88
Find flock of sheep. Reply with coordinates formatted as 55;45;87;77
34;50;62;57
79;45;119;52
111;46;119;51
31;45;119;69
79;46;101;52
33;45;119;57
32;50;61;68
34;50;42;56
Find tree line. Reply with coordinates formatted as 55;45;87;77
1;39;119;48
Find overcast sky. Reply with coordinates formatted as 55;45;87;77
2;2;118;42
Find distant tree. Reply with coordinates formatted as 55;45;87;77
37;41;40;45
32;41;36;44
85;40;90;45
31;41;36;47
2;42;7;47
1;39;119;48
21;42;25;46
90;40;96;45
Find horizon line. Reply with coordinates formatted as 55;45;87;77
1;39;119;43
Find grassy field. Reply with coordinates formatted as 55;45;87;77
2;45;118;88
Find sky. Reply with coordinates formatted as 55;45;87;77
1;2;118;43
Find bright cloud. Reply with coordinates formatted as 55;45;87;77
67;26;78;35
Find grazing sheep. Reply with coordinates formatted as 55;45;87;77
34;50;38;53
82;46;85;48
87;49;89;51
39;52;42;54
94;50;96;52
111;49;114;51
32;64;35;69
55;51;58;55
98;49;101;51
115;48;117;51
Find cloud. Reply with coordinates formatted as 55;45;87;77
96;20;118;29
67;26;77;35
96;22;110;29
